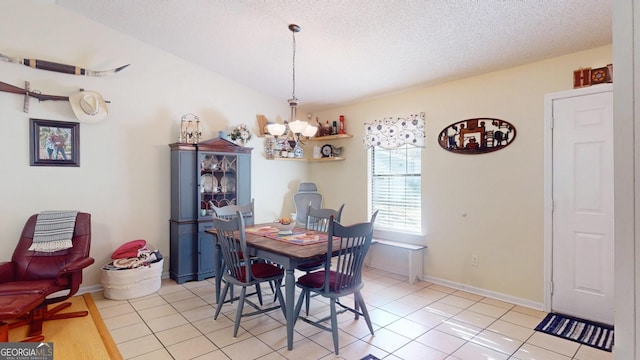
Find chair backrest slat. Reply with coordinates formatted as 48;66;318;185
306;204;344;232
212;212;253;282
211;199;255;225
323;211;377;294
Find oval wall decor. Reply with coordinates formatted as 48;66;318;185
437;118;516;154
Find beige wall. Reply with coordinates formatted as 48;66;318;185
307;45;612;304
0;1;306;289
1;1;613;306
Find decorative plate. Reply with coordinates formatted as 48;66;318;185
200;174;217;192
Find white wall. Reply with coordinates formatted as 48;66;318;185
613;0;637;356
0;1;306;288
308;45;612;304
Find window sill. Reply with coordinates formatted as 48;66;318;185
373;229;425;245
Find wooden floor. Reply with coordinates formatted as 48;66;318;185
8;294;122;360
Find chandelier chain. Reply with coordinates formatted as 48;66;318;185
291;29;296;100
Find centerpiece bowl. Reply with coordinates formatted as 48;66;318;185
274;219;295;234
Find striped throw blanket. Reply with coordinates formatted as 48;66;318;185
28;210;79;252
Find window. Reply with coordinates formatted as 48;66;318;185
364;112;425;243
368;144;422;239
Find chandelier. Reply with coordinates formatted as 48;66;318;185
267;24;317;158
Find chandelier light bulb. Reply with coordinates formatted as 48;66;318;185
302;124;317;137
288;120;307;134
267;123;287;137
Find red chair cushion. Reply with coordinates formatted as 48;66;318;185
0;279;60;295
296;259;324;272
297;270;354;293
236;263;283;282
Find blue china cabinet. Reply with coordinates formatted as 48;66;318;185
169;137;252;283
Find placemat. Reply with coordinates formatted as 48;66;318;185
246;225;327;246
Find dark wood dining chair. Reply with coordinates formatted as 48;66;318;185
297;204;345;315
212;212;286;337
293;211;378;355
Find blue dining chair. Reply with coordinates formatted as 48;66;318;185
293;182;322;225
212;212;286;337
296;204;345;315
293;211;378;355
211;199;272;305
210;198;254;225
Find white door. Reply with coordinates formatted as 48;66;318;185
551;88;614;325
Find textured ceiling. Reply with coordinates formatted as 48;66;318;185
55;0;612;113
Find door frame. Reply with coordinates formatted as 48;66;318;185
543;83;613;313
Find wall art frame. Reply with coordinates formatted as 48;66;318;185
437;117;516;154
30;118;80;167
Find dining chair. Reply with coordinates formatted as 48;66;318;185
210;198;254;225
211;199;271;304
297;204;345;315
292;182;322;225
212;212;286;337
293;211;378;355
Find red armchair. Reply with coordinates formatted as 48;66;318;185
0;212;94;336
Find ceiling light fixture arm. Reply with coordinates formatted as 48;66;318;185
288;24;301;124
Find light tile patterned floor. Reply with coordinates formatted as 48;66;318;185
91;268;614;360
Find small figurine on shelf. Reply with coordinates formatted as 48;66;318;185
313;145;321;159
229;123;252;146
179;113;200;144
323;121;332;136
339;115;346;134
315;117;322;137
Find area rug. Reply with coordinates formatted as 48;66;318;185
360;355;380;360
535;312;614;352
9;293;122;360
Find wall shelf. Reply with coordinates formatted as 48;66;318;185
309;134;353;141
269;156;345;162
257;133;352;140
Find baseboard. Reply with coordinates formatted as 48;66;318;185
423;274;544;311
367;254;544;311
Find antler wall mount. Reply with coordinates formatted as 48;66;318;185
0;53;129;77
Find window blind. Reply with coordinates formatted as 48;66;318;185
369;145;422;234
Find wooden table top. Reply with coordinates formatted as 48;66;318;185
205;223;337;261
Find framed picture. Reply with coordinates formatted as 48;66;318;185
30;118;80;167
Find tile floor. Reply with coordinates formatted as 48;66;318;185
92;268;614;360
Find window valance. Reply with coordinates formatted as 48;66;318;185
363;112;425;149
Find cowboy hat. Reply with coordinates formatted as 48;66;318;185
69;90;108;123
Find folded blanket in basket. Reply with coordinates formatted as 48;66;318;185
29;210;78;252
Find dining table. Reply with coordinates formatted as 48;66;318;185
205;223;335;351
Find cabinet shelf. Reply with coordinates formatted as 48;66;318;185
269;156;345;162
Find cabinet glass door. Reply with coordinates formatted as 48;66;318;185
199;152;238;217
